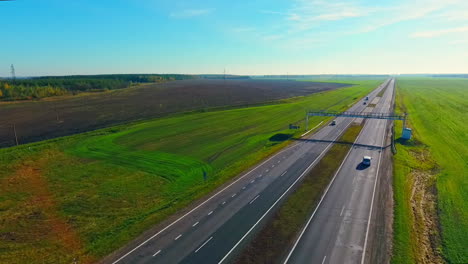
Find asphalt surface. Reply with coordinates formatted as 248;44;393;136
284;79;395;264
105;80;392;264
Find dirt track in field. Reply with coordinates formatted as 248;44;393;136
0;79;350;148
0;150;94;264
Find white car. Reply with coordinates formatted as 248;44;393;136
362;156;372;166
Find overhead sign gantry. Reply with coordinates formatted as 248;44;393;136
305;110;411;139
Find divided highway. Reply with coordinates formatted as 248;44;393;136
284;79;395;264
106;80;392;264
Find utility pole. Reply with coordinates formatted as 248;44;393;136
10;64;16;81
54;103;60;122
13;123;18;146
223;68;226;86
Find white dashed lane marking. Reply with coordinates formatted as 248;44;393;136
249;195;260;204
195;237;213;253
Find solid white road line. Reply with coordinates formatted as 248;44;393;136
174;234;182;241
249;195;260;204
111;139;300;263
340;206;345;217
283;119;367;264
280;171;287;177
192;222;199;227
360;90;391;264
195;237;213;253
301;121;324;137
152;250;161;257
219;117;355;264
322;255;327;264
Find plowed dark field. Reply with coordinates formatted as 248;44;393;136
0;79;350;147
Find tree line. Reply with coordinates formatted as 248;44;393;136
0;74;196;101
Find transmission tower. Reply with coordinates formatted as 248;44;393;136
10;64;15;81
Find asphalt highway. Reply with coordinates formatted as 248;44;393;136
106;79;392;264
284;79;395;264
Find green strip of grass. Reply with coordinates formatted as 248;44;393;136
234;124;363;264
0;80;381;263
392;77;468;264
392;88;418;264
377;85;387;97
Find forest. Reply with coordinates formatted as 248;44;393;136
0;74;196;101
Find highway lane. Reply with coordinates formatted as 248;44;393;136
284;79;395;264
106;80;391;264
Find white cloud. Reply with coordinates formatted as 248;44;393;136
286;0;373;32
433;2;468;22
450;39;468;45
353;0;460;33
235;0;468;51
288;13;301;21
411;25;468;38
170;8;214;18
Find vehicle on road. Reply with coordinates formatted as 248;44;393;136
365;96;369;100
363;102;367;105
362;156;372;166
330;120;336;126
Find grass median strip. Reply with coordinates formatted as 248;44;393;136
377;85;387;97
234;124;364;264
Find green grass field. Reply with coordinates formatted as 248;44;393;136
0;80;380;263
392;78;467;264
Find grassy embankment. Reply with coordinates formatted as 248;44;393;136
392;78;467;264
0;80;381;263
235;124;364;263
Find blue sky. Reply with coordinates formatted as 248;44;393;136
1;0;467;76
